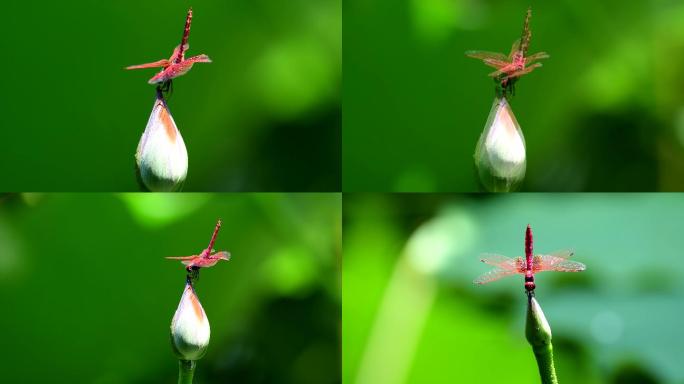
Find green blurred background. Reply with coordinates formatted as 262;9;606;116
0;193;340;383
0;0;340;191
344;0;684;191
344;193;684;383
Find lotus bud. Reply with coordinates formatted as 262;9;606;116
525;295;552;348
474;96;526;192
525;295;558;382
171;281;210;361
136;93;188;191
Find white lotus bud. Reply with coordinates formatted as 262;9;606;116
136;94;188;192
171;281;210;361
474;97;526;192
526;295;552;347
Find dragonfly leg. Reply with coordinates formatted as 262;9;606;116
186;266;200;284
495;75;517;98
156;80;174;99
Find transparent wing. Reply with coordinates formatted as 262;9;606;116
210;251;231;261
503;62;542;79
526;51;549;63
479;253;519;269
165;255;197;260
186;54;212;63
488;63;518;77
466;51;508;61
168;61;195;78
546;250;575;260
509;39;521;57
126;59;171;70
482;58;510;69
474;268;518;285
169;43;190;62
151;58;204;83
535;250;586;272
548;259;586;272
148;64;190;84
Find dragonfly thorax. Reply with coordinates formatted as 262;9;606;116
512;53;525;67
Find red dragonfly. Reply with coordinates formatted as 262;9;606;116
474;225;585;294
466;8;548;89
166;219;231;272
126;8;211;86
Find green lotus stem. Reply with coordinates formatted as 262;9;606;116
525;295;558;384
178;359;196;384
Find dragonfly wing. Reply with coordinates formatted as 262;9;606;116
165;255;197;260
509;39;521;57
548;259;586;272
488;63;519;77
166;255;199;267
536;250;586;272
152;61;197;83
148;62;192;84
126;59;171;70
466;51;508;61
169;43;190;62
171;61;195;78
526;51;550;63
546;249;575;259
196;253;231;268
480;253;517;272
482;58;510;69
505;62;542;78
474;268;518;285
210;251;231;261
488;68;504;77
186;54;212;63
